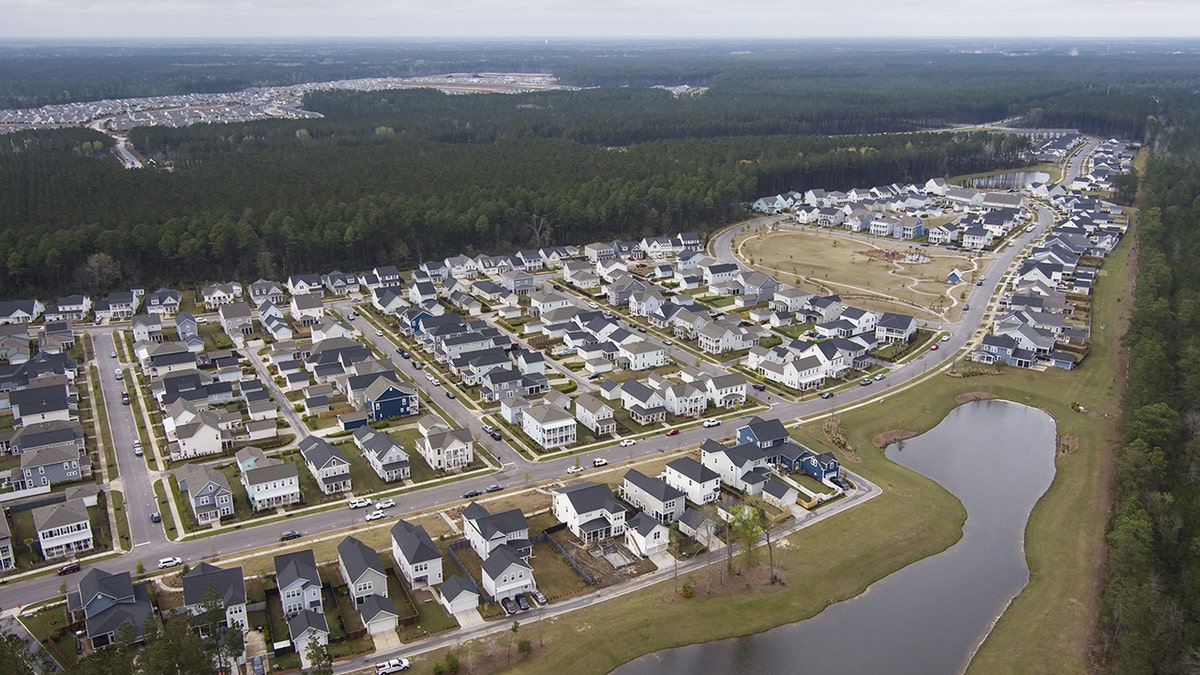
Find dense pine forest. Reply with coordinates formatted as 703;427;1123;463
0;40;1196;300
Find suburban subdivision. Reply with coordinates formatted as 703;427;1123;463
0;120;1135;674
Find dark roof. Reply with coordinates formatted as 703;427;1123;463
298;435;348;469
464;503;528;540
741;416;788;443
623;469;683;503
358;593;398;623
666;456;719;484
274;549;318;592
628;511;663;537
555;482;623;516
287;609;328;641
762;479;795;500
390;519;441;565
338;536;385;583
439;575;479;602
480;544;532;580
183;562;246;608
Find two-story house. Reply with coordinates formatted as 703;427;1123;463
275;549;323;616
182;562;247;631
174;463;235;524
551;482;627;544
299;436;351;495
416;417;474;471
353;428;410;482
521;404;577;449
620;469;685;524
67;568;153;649
390;519;444;588
337;536;389;604
236;446;301;511
462;502;531;560
33;498;93;559
662;456;721;505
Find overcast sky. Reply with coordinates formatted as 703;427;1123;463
2;0;1199;39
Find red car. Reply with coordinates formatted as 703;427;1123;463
930;344;940;351
665;429;680;436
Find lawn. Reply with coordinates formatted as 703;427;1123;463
529;541;588;600
111;489;131;550
19;603;77;668
87;365;117;480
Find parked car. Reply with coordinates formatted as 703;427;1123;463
446;391;456;399
665;428;680;437
376;498;396;509
751;383;767;391
588;302;599;309
874;373;886;381
702;418;720;428
819;392;834;399
482;424;494;433
348;497;373;509
110;350;117;358
252;656;266;675
501;597;519;615
158;556;183;569
364;510;385;522
413;361;424;370
941;334;951;342
133;441;143;456
619;439;636;447
399;350;410;359
963;303;970;310
930;344;940;351
374;658;411;674
280;530;302;542
114;368;123;380
462;489;483;499
566;465;584;474
489;430;503;441
375;329;384;337
859;378;873;386
516;594;531;611
121;392;129;405
531;591;548;606
486;484;504;493
150;512;161;523
57;561;81;575
592;458;609;467
662;339;673;346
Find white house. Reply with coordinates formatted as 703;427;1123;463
551;482;627;544
391;519;444;588
480;545;536;602
521;404;577;449
625;512;669;558
663;456;722;505
33;498;93;559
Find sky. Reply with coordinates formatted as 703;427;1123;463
2;0;1199;39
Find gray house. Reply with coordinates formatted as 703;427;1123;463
275;549;323;616
182;562;248;631
174;463;235;524
352;428;410;482
337;536;389;604
20;444;91;489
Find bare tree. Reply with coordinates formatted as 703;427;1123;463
528;215;553;248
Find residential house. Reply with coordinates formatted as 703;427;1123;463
19;445;91;489
287;274;324;297
762;479;799;509
338;536;389;604
700;439;775;495
33;498;93;559
66;568;153;649
290;293;325;327
275;549;323;615
574;393;616;436
174;463;235;524
201;282;242;309
363;379;419;422
521;404;577;449
287;610;329;658
736;416;790;448
0;513;13;571
416;416;474;471
322;271;357;296
218;302;255;337
353;427;410;482
94;292;138;321
625;512;669;558
299;436;351;495
131;314;163;343
500;270;536;296
480;545;536;603
616;340;667;371
876;312;918;343
236;446;301;511
552;482;627;543
663;456;721;505
462;502;531;559
144;288;182;317
0;299;46;325
248;279;286;306
45;295;91;322
678;507;718;543
182;563;248;631
620;469;685;524
390;519;444;588
438;576;479;615
358;594;399;636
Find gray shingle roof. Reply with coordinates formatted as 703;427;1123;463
183;562;246;607
338;536;385;584
390;519;441;566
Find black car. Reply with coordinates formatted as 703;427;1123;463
400;350;410;359
751;383;767;391
486;484;504;493
150;512;162;523
501;597;519;615
489;430;503;441
280;530;302;542
462;489;483;499
516;594;531;611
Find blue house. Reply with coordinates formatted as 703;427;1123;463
978;334;1035;369
399;306;434;335
735;416;790;449
338;411;370;431
363;380;419;421
798;449;840;482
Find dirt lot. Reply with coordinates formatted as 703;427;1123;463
740;228;991;319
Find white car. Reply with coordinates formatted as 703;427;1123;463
376;498;396;509
364;510;385;522
348;497;373;509
702;418;721;428
941;334;951;342
588;302;599;309
375;658;411;674
592;458;609;467
566;465;584;474
619;439;636;447
375;329;384;337
157;556;183;569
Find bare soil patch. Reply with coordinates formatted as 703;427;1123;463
873;429;919;449
1058;435;1080;456
953;391;999;404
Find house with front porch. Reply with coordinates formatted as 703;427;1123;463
299;435;351;495
67;568;153;650
33;498;93;559
574;393;616;436
236;446;301;511
463;502;531;559
174;463;235;524
552;482;627;543
353;428;410;482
